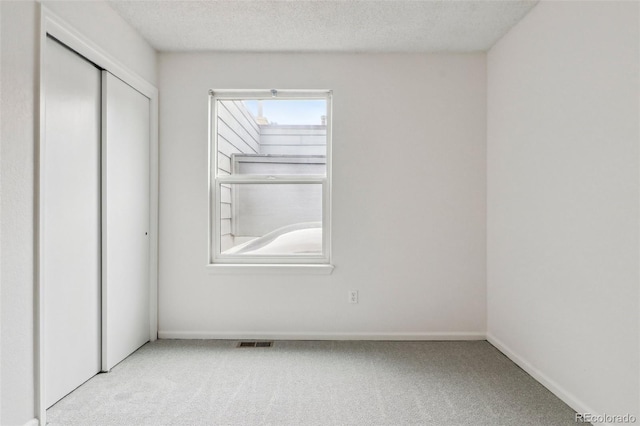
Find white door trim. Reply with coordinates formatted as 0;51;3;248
37;5;159;424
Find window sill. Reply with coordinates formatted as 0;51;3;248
207;264;334;275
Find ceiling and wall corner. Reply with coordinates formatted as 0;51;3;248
106;0;539;53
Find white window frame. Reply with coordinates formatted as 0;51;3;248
208;89;332;268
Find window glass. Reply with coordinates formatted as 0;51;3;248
210;91;331;264
220;183;322;256
216;99;327;177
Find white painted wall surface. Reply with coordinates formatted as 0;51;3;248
158;53;487;338
1;2;38;424
0;2;156;424
487;1;639;418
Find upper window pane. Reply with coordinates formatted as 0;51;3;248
216;99;327;177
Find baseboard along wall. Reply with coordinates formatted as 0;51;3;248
486;333;613;426
157;331;486;341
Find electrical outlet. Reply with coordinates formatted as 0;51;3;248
348;290;358;304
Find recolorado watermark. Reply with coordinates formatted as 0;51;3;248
576;413;637;424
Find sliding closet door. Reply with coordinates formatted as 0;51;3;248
102;72;151;371
43;36;102;407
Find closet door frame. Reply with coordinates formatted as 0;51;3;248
37;6;159;424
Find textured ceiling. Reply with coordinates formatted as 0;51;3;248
107;0;538;53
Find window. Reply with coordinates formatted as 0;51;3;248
209;89;332;265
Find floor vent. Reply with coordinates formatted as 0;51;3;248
237;341;272;348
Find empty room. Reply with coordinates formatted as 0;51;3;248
1;0;638;425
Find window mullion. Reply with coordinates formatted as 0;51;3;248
216;175;325;185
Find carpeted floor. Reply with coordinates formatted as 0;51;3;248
47;340;585;426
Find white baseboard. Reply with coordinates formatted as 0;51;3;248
486;333;611;425
23;419;39;426
158;331;486;341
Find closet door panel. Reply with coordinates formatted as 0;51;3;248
44;36;102;407
102;71;151;371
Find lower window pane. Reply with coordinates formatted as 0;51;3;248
220;183;322;256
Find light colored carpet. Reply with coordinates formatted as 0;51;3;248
47;340;584;426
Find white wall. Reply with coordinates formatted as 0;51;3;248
0;2;156;424
158;53;487;338
487;0;639;419
1;3;39;424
